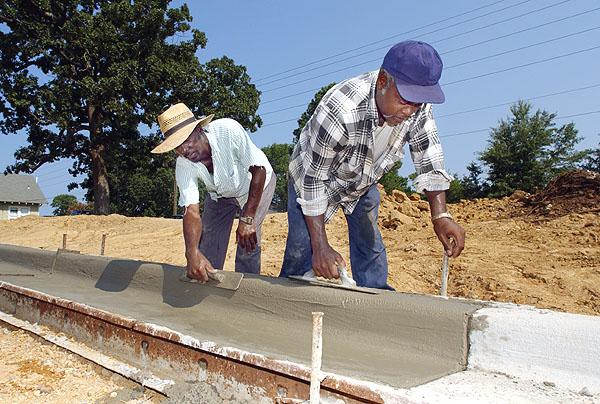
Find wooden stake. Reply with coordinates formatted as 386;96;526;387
100;234;106;256
310;312;323;404
62;233;67;249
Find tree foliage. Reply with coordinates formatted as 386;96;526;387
1;0;260;215
478;101;584;198
578;140;600;174
293;82;336;143
50;194;78;216
378;161;413;195
261;143;293;212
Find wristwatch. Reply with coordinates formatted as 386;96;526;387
239;216;254;225
431;212;453;223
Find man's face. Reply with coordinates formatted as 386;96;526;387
175;125;213;171
376;75;422;126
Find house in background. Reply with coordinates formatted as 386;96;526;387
0;174;48;220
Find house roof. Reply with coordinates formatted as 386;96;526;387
0;174;48;205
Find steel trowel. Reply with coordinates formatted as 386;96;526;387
179;270;243;291
289;265;382;295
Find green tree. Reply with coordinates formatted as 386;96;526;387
50;194;78;216
459;162;490;200
293;83;336;143
1;1;260;215
579;140;600;174
479;101;584;198
261;143;294;212
378;161;413;195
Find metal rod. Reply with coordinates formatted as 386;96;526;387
62;233;67;249
310;311;323;404
441;251;449;297
100;234;106;256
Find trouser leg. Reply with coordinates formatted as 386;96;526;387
235;173;277;274
345;183;394;290
280;182;313;277
198;195;238;270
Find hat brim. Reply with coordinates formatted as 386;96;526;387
395;80;445;104
151;114;214;154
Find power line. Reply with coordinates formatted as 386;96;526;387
440;110;600;138
253;0;514;83
444;45;600;86
260;5;599;104
258;0;571;89
259;24;600;116
261;1;590;94
261;83;600;128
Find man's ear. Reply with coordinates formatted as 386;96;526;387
377;71;385;90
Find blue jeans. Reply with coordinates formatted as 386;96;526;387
280;183;394;290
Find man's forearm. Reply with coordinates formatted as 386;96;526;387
243;166;266;218
183;205;202;258
304;214;329;250
424;190;448;217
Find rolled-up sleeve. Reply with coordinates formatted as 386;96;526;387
176;157;201;207
295;105;346;216
408;105;453;193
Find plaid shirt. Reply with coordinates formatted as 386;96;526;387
289;70;452;223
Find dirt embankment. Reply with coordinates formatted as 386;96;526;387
1;170;598;316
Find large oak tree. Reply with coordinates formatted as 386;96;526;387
1;0;261;214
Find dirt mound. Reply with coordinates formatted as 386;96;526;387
516;170;600;218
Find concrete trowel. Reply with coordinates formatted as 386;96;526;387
179;270;243;291
289;265;382;295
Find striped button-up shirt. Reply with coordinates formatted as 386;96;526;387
289;70;452;223
176;118;273;208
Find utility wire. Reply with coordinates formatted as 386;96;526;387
260;5;599;104
261;83;600;128
259;24;600;116
253;0;520;82
258;0;569;88
440;110;600;138
444;45;600;86
261;0;588;94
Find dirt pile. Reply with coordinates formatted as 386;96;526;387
515;169;600;218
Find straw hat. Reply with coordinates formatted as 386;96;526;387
151;103;214;154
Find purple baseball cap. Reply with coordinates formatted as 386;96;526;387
382;40;445;104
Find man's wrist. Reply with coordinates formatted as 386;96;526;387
239;215;254;225
431;211;453;223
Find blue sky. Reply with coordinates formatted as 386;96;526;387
2;0;599;215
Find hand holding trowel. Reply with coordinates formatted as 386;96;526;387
179;250;243;291
290;265;381;295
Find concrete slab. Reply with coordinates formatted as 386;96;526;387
0;243;479;390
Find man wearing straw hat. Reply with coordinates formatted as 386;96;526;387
151;103;275;281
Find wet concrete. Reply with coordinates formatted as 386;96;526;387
0;243;482;389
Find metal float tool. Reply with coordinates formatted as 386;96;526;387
179;270;243;291
289;265;381;295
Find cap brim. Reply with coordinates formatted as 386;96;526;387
395;81;445;104
151;114;214;154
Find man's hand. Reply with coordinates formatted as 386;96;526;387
433;218;465;258
185;248;217;281
236;221;258;253
311;242;346;280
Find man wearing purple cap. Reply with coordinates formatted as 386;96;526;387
279;40;465;290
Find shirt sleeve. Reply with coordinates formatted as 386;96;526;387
408;104;454;193
175;157;201;207
228;119;272;172
296;104;346;216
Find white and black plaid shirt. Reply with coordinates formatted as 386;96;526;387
289;70;452;223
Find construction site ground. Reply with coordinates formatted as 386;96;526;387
0;169;598;402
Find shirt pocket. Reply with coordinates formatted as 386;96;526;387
335;154;363;182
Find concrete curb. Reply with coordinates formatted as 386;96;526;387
468;304;600;395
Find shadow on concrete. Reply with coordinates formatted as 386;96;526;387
94;259;237;308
